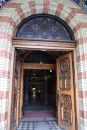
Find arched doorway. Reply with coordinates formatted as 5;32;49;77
1;1;87;130
11;14;77;130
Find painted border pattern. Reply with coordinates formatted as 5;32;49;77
0;0;87;130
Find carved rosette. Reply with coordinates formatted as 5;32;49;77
59;58;71;90
61;95;72;124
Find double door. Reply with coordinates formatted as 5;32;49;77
11;52;75;130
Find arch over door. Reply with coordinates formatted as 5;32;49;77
16;14;74;40
56;53;75;130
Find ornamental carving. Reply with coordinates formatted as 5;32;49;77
61;95;72;124
13;39;76;49
59;58;71;90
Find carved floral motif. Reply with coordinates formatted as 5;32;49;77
61;95;72;124
59;58;71;90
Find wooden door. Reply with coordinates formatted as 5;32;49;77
11;50;21;129
56;53;75;130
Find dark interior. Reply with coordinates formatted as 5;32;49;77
23;69;56;111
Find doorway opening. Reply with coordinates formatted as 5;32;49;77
19;50;59;121
23;69;56;119
12;48;76;130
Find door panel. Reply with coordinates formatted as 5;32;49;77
11;50;21;129
56;53;75;130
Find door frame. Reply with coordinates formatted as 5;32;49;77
8;38;79;130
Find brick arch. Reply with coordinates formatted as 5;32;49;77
0;1;87;130
5;2;84;39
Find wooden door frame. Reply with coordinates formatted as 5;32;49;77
21;63;56;70
8;38;80;130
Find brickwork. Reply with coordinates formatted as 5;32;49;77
0;0;87;130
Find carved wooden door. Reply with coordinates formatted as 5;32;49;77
16;60;21;125
11;50;21;128
56;53;75;130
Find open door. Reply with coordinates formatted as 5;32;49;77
56;52;75;130
10;50;22;129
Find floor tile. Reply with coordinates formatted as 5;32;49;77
16;121;65;130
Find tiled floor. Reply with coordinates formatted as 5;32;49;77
16;121;63;130
17;105;66;130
